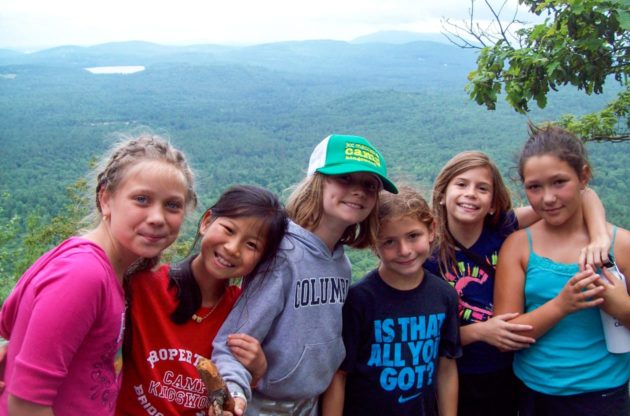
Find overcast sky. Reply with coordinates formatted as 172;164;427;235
0;0;531;50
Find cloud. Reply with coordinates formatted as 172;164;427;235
0;0;535;50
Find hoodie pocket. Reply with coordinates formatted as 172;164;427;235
267;337;345;397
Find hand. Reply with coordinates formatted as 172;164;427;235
578;235;611;270
227;333;266;386
595;267;630;319
207;397;246;416
477;313;536;352
555;266;605;314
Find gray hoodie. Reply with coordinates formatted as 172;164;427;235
211;220;352;402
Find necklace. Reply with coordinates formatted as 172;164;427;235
191;294;224;324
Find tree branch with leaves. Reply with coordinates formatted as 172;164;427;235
443;0;630;142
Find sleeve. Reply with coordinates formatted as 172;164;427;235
339;288;364;373
8;253;107;405
211;260;288;401
439;284;463;360
503;210;519;236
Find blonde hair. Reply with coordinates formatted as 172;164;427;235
376;185;436;250
285;173;379;248
431;151;512;275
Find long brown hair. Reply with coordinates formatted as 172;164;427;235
431;151;512;276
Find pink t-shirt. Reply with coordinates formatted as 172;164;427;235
0;237;126;416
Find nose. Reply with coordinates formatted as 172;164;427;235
147;205;166;225
463;184;477;198
543;187;556;204
224;238;240;257
349;181;367;197
398;240;411;257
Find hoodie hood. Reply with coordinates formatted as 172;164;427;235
284;220;346;261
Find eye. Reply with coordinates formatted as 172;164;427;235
553;179;567;187
408;232;420;240
246;241;260;251
134;195;149;205
363;179;379;193
381;239;394;247
165;199;184;211
478;185;491;193
336;175;352;184
221;224;234;235
526;184;540;191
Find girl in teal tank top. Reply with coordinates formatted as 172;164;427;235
494;124;630;416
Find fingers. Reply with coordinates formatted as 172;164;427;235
579;245;610;270
228;334;257;359
492;312;521;321
504;322;533;332
233;397;247;416
491;313;533;332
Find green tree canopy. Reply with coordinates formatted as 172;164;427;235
443;0;630;142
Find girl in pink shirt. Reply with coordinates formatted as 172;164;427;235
0;135;197;416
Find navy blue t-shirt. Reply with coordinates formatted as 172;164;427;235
340;269;461;416
424;211;518;374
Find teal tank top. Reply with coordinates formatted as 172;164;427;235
513;227;630;395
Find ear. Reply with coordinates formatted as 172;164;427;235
99;188;112;218
579;164;591;189
199;209;214;234
428;220;436;243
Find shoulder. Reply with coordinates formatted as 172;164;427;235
347;270;379;297
129;263;170;291
40;241;116;290
502;227;529;249
497;228;530;269
424;270;457;299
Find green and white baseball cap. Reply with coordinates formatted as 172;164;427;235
307;134;398;194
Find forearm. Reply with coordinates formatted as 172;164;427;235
582;187;607;241
459;322;481;346
500;299;567;340
437;358;458;416
601;293;630;328
8;395;54;416
320;370;346;416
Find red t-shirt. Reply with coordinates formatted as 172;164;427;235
116;264;240;416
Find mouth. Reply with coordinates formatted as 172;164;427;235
396;257;418;267
342;201;364;210
214;252;234;268
140;232;167;243
457;202;478;211
543;206;562;214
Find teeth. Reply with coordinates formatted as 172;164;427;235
344;202;362;209
216;254;233;267
459;203;477;209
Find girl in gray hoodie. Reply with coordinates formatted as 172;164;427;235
211;134;398;415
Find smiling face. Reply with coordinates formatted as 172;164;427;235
376;215;435;285
320;172;379;230
192;214;267;282
522;154;587;227
443;166;494;228
100;160;188;266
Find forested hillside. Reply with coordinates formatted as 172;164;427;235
1;39;628;295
